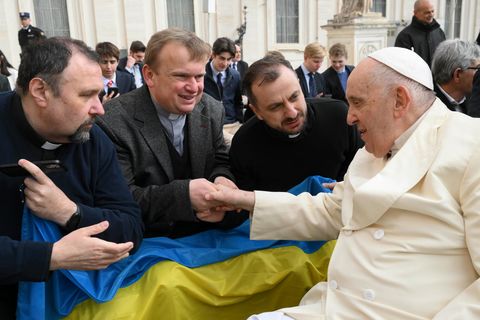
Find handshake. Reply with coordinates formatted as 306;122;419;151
189;176;254;222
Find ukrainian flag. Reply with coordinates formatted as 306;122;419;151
18;176;335;320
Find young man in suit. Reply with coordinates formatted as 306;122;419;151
117;40;146;88
231;44;249;80
95;42;136;103
207;47;480;319
431;39;480;114
322;43;355;103
203;37;244;145
97;28;245;238
295;42;327;98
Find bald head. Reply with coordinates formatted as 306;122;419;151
414;0;435;24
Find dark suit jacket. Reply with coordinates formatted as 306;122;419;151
231;60;249;80
97;86;243;238
117;57;145;86
295;66;327;98
0;74;10;92
434;83;468;114
99;70;136;101
467;71;480;117
204;63;243;123
322;65;354;103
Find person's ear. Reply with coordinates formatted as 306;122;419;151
452;68;462;83
393;85;411;118
249;103;263;120
142;64;155;87
29;78;49;107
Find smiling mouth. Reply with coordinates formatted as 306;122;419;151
179;94;197;101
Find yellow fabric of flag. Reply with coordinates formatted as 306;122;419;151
65;241;335;320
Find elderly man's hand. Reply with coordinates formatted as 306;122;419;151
214;176;238;190
50;221;133;270
19;159;77;226
205;184;255;213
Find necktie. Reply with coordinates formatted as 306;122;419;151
107;80;113;88
216;73;223;98
308;72;316;98
232;62;237;70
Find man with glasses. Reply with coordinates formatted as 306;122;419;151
431;39;480;114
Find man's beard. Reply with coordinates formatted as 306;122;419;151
69;118;95;143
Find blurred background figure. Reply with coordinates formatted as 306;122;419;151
323;43;354;103
117;40;146;88
18;12;46;53
0;50;18;90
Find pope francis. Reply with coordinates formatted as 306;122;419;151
206;46;480;319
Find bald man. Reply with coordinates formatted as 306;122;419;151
207;47;480;319
394;0;446;66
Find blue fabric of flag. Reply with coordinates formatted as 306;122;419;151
17;175;334;319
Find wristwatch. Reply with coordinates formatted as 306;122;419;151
65;204;81;232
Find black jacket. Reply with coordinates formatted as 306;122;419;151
394;16;446;66
467;71;480;117
434;84;468;114
322;65;355;103
230;98;363;191
295;66;327;98
204;63;243;124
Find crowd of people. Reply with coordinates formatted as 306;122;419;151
1;0;480;318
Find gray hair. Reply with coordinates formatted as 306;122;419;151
371;61;436;109
431;39;480;84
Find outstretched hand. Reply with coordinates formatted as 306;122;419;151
205;184;255;213
50;221;133;270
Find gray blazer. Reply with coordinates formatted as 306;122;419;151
97;86;241;238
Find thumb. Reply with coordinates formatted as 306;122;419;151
78;221;109;237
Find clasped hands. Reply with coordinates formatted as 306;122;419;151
190;176;243;222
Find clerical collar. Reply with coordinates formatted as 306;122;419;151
12;93;63;149
389;106;431;158
264;104;313;142
151;94;184;121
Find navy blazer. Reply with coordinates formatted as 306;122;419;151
231;60;249;80
204;63;243;124
117;57;145;86
322;65;355;103
295;66;327;98
99;70;136;100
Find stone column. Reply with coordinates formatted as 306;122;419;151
321;13;396;65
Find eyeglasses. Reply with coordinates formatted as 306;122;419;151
466;66;480;71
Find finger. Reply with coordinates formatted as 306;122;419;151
18;159;48;183
77;221;110;236
98;241;134;255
